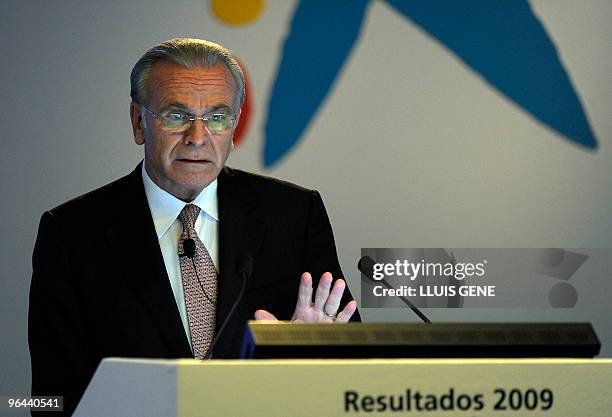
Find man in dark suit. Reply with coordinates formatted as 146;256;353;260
28;38;359;416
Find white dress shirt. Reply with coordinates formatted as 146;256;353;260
141;163;219;348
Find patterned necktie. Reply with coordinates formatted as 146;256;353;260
178;204;218;359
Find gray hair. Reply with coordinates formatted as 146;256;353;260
130;38;245;114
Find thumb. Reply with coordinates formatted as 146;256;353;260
254;309;278;321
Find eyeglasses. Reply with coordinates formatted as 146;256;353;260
142;105;235;134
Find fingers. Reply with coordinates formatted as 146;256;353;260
323;278;346;316
295;272;313;311
313;272;333;311
290;271;358;323
254;309;278;321
335;300;357;323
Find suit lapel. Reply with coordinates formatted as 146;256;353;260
215;167;263;357
105;164;193;357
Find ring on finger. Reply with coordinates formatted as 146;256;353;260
324;310;337;318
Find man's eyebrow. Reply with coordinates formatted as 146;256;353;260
161;103;232;114
206;104;232;114
162;103;190;112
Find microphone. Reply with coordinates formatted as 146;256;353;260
180;238;196;259
204;253;254;359
235;253;254;279
358;255;431;323
179;238;216;307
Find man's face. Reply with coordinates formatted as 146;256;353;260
130;61;237;201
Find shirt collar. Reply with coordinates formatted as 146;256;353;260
141;162;219;238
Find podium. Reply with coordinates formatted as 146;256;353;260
75;357;612;416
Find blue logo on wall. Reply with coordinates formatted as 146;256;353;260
264;0;598;167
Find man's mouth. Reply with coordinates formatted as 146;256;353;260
177;158;211;164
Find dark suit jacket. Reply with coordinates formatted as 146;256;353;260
29;164;360;415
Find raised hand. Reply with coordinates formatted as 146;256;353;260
254;272;357;323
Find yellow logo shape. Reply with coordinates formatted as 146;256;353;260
211;0;265;25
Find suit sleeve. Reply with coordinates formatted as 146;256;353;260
303;191;361;322
29;212;96;416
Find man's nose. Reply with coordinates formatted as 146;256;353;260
184;119;211;145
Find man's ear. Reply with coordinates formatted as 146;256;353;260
234;108;242;127
130;101;145;145
230;108;241;151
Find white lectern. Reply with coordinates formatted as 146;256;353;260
74;357;612;416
